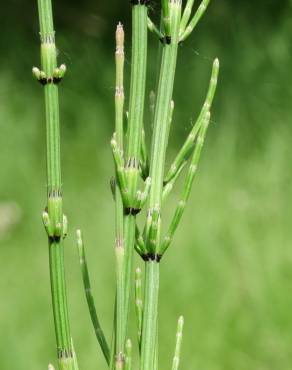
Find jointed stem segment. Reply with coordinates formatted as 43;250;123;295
36;0;75;368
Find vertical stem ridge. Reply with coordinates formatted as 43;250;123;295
140;261;159;370
36;0;73;368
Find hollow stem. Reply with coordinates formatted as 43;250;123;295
140;3;182;369
114;23;126;367
123;2;148;352
36;0;74;368
140;261;160;370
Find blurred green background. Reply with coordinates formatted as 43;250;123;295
1;0;292;369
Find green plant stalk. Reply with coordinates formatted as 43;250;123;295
114;23;126;368
140;261;160;370
172;316;184;370
140;2;181;369
125;339;132;370
36;0;73;368
123;2;148;348
134;267;143;349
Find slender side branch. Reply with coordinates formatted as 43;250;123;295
172;316;184;370
135;267;143;349
125;339;132;370
179;0;195;35
179;0;211;42
164;58;219;184
162;160;187;202
76;230;110;364
147;17;164;40
140;129;150;180
160;111;211;255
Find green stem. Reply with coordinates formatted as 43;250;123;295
172;316;184;370
49;242;71;363
36;0;74;368
123;2;148;351
114;23;126;367
140;261;160;370
148;3;181;208
140;2;181;369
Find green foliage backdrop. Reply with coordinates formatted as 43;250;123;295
1;1;292;369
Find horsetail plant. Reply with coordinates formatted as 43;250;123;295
34;0;219;369
33;0;78;369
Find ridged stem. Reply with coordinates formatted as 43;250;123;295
114;23;126;367
37;0;73;368
140;261;160;370
123;2;148;351
140;2;181;369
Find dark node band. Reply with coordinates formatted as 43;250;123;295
124;207;141;216
48;235;61;243
159;35;172;45
37;76;63;86
48;189;62;198
165;35;171;44
141;253;162;262
57;348;73;359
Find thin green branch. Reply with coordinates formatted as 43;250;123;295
179;0;195;35
160;111;211;255
125;339;132;370
140;129;150;180
172;316;184;370
164;58;219;184
162;0;171;38
135;267;143;350
147;17;164;40
76;230;110;365
179;0;211;42
162;160;187;202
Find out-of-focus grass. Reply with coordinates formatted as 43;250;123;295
1;4;292;370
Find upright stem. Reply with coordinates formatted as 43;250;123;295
140;261;160;370
37;0;73;368
123;1;148;349
140;1;181;370
115;23;126;368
